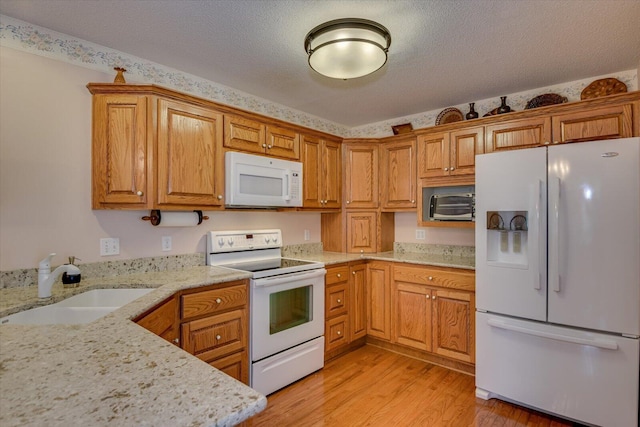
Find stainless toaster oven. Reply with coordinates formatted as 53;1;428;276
429;193;475;221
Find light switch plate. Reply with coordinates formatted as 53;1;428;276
162;236;172;251
415;229;426;240
100;238;120;256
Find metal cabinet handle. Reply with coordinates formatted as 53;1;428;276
136;190;143;196
337;299;341;304
432;295;436;300
337;273;341;278
444;167;449;171
428;276;433;280
426;294;430;299
450;167;455;171
337;331;341;335
217;194;223;200
216;334;221;340
215;298;222;304
262;144;266;148
346;200;350;204
352;271;356;275
411;200;415;203
267;145;273;149
172;338;179;344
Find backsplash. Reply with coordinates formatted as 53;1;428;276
0;243;324;289
394;242;475;258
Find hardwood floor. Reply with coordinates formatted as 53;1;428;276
246;345;574;426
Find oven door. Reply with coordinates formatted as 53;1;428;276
251;268;325;361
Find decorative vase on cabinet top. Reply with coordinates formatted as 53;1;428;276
497;96;511;114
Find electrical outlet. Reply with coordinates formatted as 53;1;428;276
304;230;310;241
415;229;426;240
162;236;172;251
100;238;120;256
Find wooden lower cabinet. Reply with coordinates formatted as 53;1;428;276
180;280;250;385
135;296;179;345
324;262;367;359
366;261;392;341
391;264;475;364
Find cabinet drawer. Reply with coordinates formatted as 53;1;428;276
326;282;348;318
393;265;475;291
181;308;247;361
326;265;349;285
181;284;247;319
325;315;349;352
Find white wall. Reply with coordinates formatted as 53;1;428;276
0;47;321;270
394;213;474;246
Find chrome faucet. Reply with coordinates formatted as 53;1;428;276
38;253;81;298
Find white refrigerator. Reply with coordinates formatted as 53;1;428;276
475;138;639;427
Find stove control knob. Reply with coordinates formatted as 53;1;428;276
227;238;234;246
265;237;271;244
273;236;279;244
218;238;225;247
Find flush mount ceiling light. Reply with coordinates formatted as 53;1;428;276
304;18;391;80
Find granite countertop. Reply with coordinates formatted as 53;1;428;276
0;266;266;427
0;249;474;426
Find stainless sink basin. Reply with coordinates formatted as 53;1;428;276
0;288;154;325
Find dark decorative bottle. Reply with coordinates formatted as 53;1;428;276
497;96;511;114
466;103;478;120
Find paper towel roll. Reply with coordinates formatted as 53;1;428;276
155;211;201;227
142;210;207;227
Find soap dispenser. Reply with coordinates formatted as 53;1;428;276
62;256;81;288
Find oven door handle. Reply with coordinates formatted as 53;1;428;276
252;268;326;288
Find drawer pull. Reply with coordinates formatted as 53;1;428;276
337;299;341;304
425;294;430;299
215;298;222;304
428;276;433;280
432;295;436;300
216;334;222;340
172;338;179;345
337;273;341;278
337;331;341;335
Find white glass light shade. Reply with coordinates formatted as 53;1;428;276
305;19;391;80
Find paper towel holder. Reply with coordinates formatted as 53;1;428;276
141;210;209;226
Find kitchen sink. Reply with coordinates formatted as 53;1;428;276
0;288;154;325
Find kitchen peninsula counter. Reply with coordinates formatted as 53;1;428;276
0;266;266;427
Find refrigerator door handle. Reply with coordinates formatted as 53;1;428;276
533;179;543;290
549;176;561;292
487;318;619;350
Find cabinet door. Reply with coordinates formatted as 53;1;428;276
136;296;178;345
322;140;342;209
344;143;379;208
208;351;249;385
485;117;551;153
181;308;247;362
92;94;149;208
223;115;266;154
349;263;367;341
367;261;391;341
381;138;416;210
449;126;484;176
266;125;300;159
432;289;475;363
551;104;634;144
346;212;377;253
301;135;322;208
157;99;224;206
393;281;432;351
417;132;448;178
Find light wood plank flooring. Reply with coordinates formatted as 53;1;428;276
246;345;575;426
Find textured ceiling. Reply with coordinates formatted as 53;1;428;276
1;0;639;127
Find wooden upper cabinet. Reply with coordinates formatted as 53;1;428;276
485;117;551;153
157;98;224;207
224;115;265;154
344;142;379;209
551;103;634;143
91;93;149;209
418;127;482;183
381;138;417;211
346;211;377;253
302;135;341;209
224;115;300;160
266;125;301;160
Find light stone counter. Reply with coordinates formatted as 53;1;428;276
0;266;266;427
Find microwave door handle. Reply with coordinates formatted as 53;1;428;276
283;169;291;201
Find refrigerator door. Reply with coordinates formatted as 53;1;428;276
548;138;640;336
476;312;639;427
476;148;547;321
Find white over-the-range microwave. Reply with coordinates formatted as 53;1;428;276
225;151;303;208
